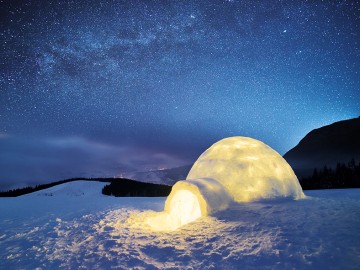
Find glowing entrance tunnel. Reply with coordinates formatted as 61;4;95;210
145;178;231;231
146;136;305;231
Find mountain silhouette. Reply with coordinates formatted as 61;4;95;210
283;117;360;178
125;165;192;185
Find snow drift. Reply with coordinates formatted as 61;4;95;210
147;137;305;231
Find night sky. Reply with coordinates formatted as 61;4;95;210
1;0;359;189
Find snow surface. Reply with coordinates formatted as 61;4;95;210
1;181;360;269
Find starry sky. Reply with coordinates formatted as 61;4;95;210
0;0;359;189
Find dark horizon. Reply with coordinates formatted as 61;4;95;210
1;1;359;190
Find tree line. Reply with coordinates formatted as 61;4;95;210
300;158;360;190
2;159;360;197
101;179;171;197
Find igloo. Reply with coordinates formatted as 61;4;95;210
146;136;305;231
187;136;305;202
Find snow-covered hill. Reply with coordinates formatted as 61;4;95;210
1;181;359;269
23;180;110;197
284;117;360;177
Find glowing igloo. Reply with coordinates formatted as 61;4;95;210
146;136;305;231
187;136;305;202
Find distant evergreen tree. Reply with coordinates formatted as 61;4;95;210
101;179;171;197
300;158;360;190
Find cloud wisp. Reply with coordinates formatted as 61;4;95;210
0;135;187;191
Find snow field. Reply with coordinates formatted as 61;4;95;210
1;181;359;269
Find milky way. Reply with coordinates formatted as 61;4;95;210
0;0;359;188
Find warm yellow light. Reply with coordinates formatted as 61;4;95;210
168;190;202;226
146;178;231;231
187;136;305;202
145;189;201;231
145;136;305;231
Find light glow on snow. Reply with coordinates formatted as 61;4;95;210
147;136;305;231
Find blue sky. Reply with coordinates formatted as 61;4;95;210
0;0;359;189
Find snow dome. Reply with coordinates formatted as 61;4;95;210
187;136;305;202
146;136;305;231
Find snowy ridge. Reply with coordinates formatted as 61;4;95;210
23;180;109;197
